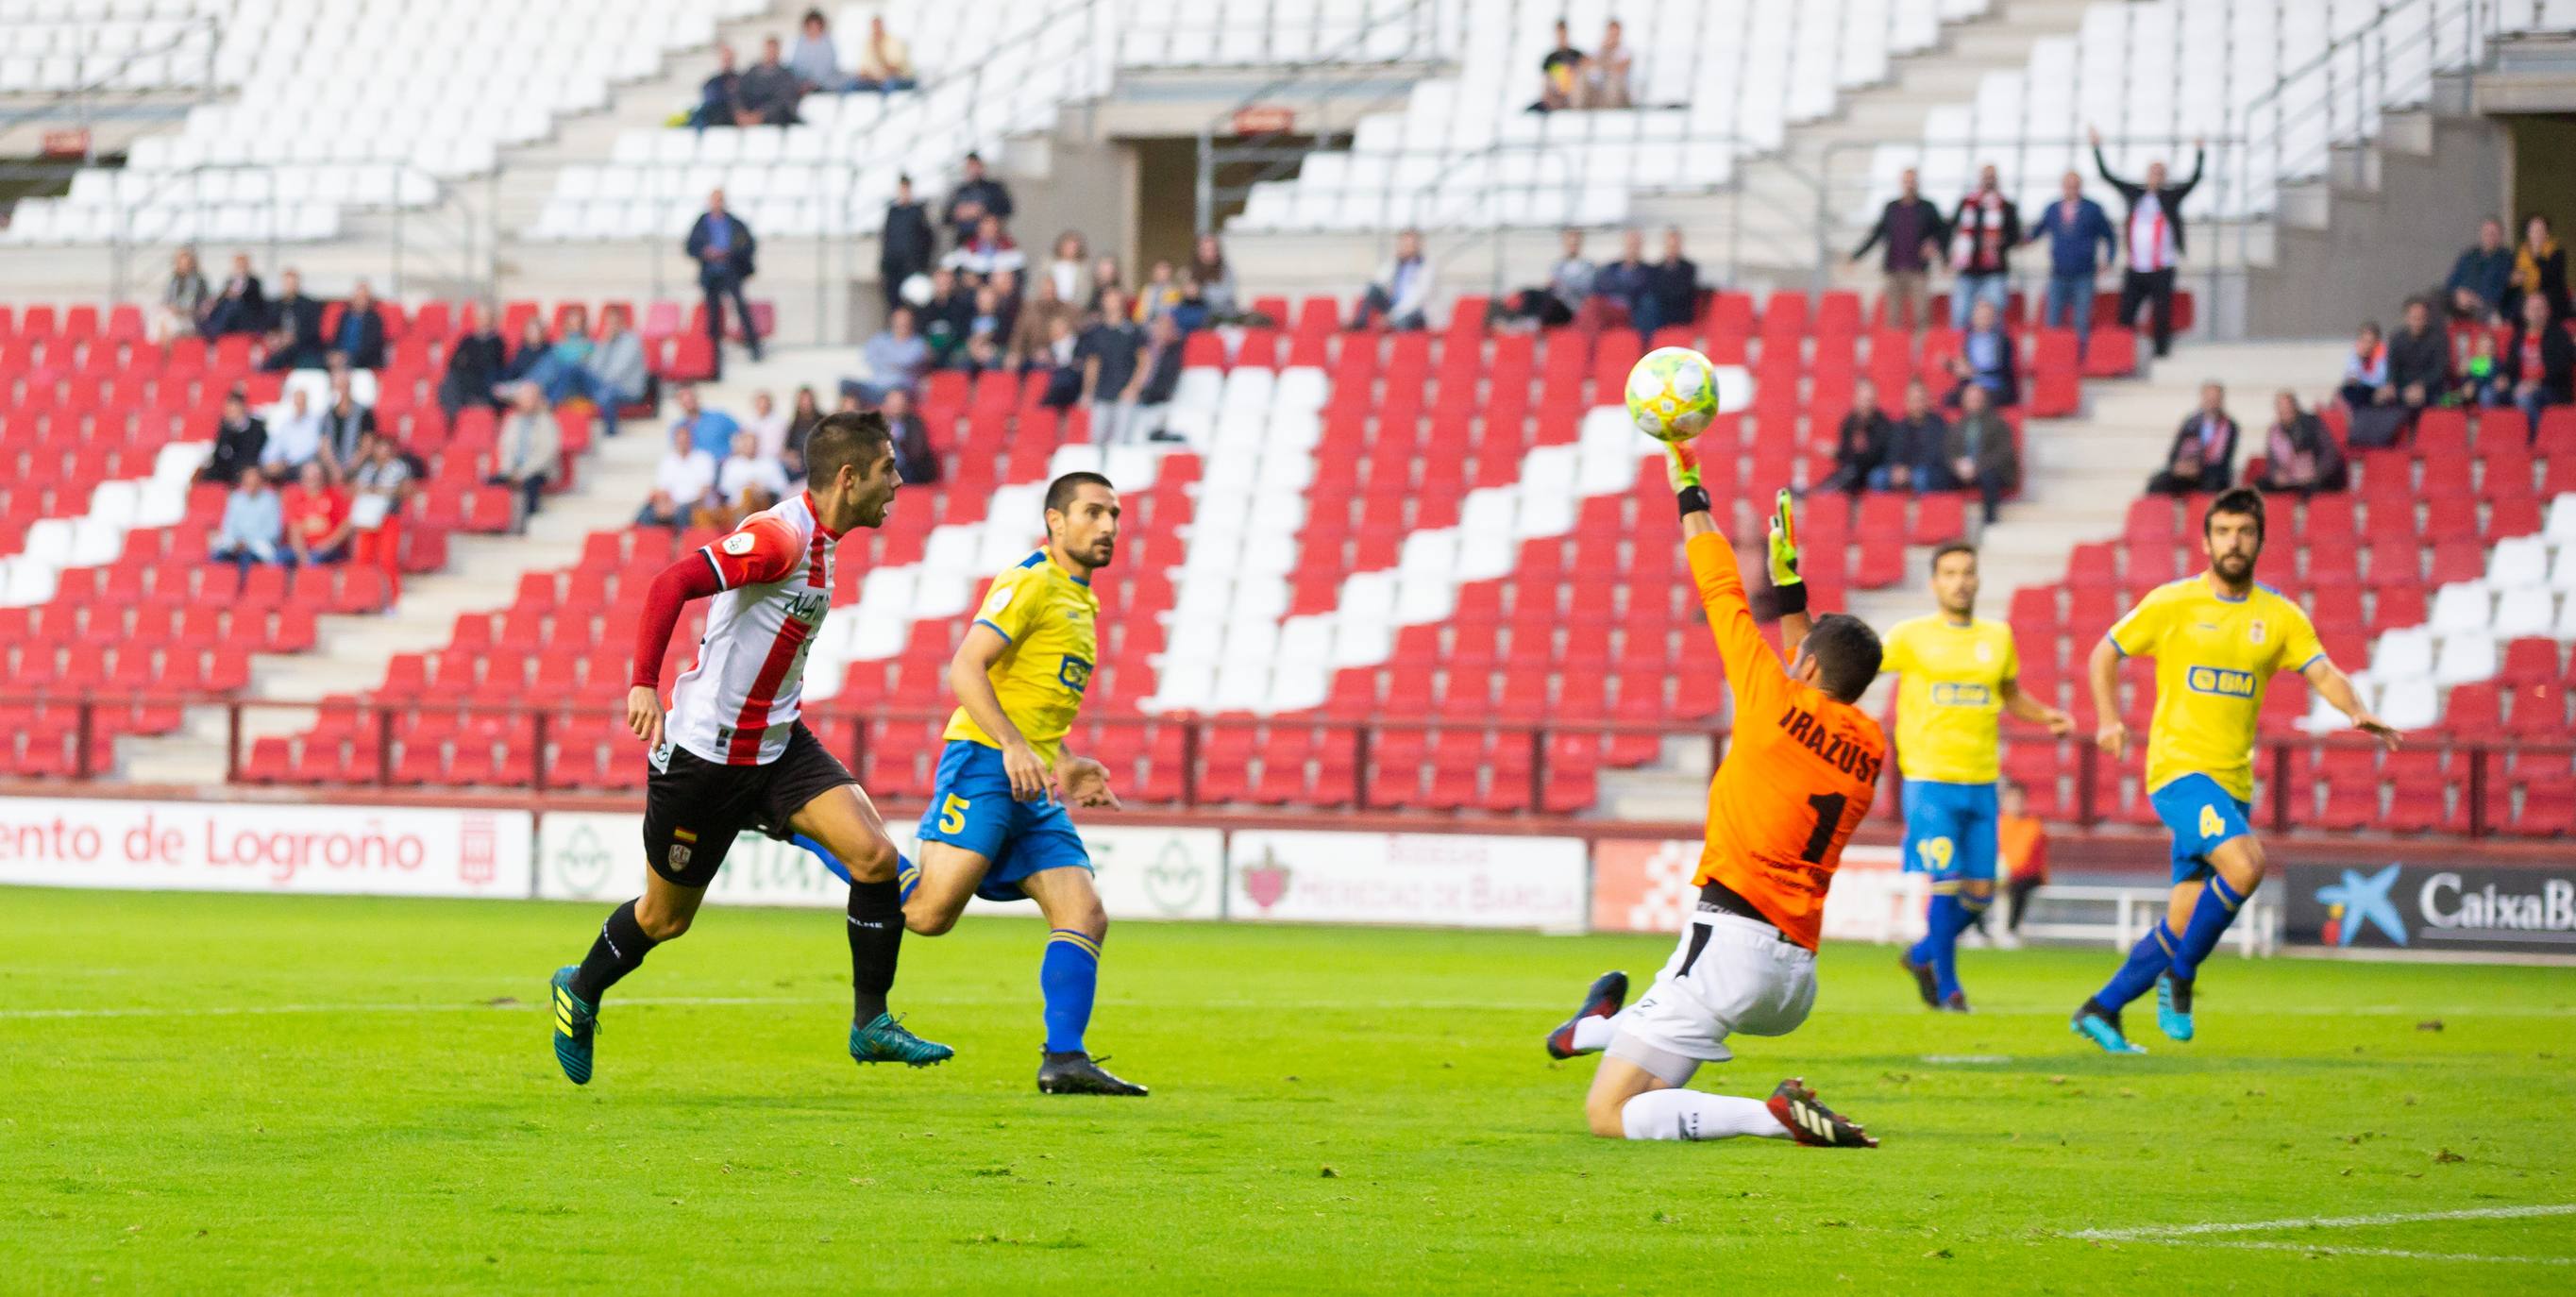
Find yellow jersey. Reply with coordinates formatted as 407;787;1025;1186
2107;576;2323;802
1881;615;2021;784
944;549;1099;765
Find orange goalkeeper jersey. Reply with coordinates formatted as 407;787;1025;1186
1685;531;1886;951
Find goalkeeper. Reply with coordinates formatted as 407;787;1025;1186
1542;448;1889;1146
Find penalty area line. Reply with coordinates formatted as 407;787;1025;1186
2199;1240;2575;1266
2070;1203;2576;1241
0;995;829;1021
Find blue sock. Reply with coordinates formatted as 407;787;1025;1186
1040;929;1101;1054
2095;921;2179;1012
1911;893;1961;967
1933;898;1989;1001
2169;874;2247;984
896;853;920;906
796;834;850;884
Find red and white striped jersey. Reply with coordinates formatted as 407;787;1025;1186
666;492;839;766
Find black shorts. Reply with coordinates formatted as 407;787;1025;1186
643;722;854;887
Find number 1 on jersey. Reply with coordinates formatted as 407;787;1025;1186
1800;792;1847;864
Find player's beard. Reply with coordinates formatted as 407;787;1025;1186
2212;549;2255;583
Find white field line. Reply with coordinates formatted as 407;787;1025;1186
2070;1203;2576;1241
2200;1241;2574;1266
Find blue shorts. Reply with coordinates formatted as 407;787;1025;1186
915;739;1093;902
2149;773;2253;884
1900;780;1998;884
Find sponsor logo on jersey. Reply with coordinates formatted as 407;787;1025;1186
1928;682;1994;707
2185;665;2258;699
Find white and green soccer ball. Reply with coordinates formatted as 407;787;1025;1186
1624;345;1721;444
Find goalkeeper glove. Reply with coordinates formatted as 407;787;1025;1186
1766;488;1808;617
1667;443;1709;519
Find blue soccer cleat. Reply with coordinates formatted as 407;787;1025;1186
2072;999;2148;1054
549;966;598;1086
850;1012;954;1068
1545;969;1629;1060
2156;973;2195;1041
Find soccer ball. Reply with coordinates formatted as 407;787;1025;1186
1624;345;1720;444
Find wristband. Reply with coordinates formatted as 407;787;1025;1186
1771;579;1809;618
1675;485;1710;518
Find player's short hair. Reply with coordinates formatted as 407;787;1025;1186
804;411;891;487
1045;471;1113;518
1928;539;1977;574
1800;614;1883;704
2203;487;2265;543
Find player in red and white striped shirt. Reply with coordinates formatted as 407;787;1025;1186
547;411;951;1085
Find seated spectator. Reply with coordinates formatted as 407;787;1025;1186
1877;379;1946;491
1591;228;1650;325
489;384;562;524
584;304;648;433
199;390;268;485
669;383;741;459
945;213;1027;283
1009;275;1080;370
884;387;939;485
1815;378;1892;497
284;461;350;565
499;314;555;389
1504;227;1595;329
1079;288;1147;443
329;278;388;369
853;14;917;92
439;308;509;418
1640;227;1699;337
261;389;325;481
1192;232;1239;322
693;44;746;128
714;430;788;524
202;252;267;336
918;268;973;362
344;431;414;595
790;8;852;93
953;286;1010;370
944;152;1015;244
1351;227;1434;330
1045;231;1090;306
1132;312;1187;442
209;473;286;577
521;306;600;406
1946;296;2018;408
783;385;824;478
845;306;932;403
2505;293;2575;434
1134;260;1187;328
1534;19;1583;111
1944;384;2018;523
319;370;375;473
2251;391;2348;496
2147;381;2238;495
736;37;802;126
152;248;210;345
2462;328;2510;407
2337;322;2388;409
746;389;790;462
1086;254;1125;313
1167;268;1210;333
1037;316;1084;409
2384;296;2450;409
2512;213;2568;320
987;266;1022;333
2447;217;2516;323
1579;19;1632;109
639;426;718;528
260;269;327;371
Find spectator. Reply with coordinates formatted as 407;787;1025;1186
319;370;375;473
2384;295;2450;410
2338;322;2388;409
2505;292;2575;433
880;175;936;312
584;304;648;433
2251;391;2348;496
260;268;327;371
789;8;851;93
1167;267;1209;333
847;306;931;402
1133;260;1185;327
957;285;1011;369
944;152;1015;244
640;426;718;528
344;431;413;596
499;313;555;388
1046;231;1090;306
2511;212;2568;320
1078;287;1147;444
523;304;598;404
1009;274;1080;370
1946;297;2018;408
2447;217;2516;323
917;265;973;362
284;460;350;565
1640;226;1699;337
1591;227;1650;326
694;43;746;128
201;252;267;336
2462;328;2510;408
783;385;823;477
1192;232;1239;321
439;307;509;418
1815;377;1893;497
884;387;939;485
1086;254;1126;313
330;278;388;369
737;36;802;126
2025;169;2115;355
1580;19;1633;109
1947;163;2020;330
668;383;740;459
684;188;762;374
1352;228;1435;330
1852;167;1947;331
1944;383;2018;523
2147;381;2238;495
490;384;562;523
746;389;790;462
1132;312;1187;442
209;473;287;577
152;248;210;344
852;15;916;92
261;388;324;480
987;266;1023;339
1877;379;1946;491
199;390;268;485
2092;129;2206;359
1997;781;2049;940
1535;19;1583;112
714;429;788;522
1505;227;1594;329
1037;315;1084;409
945;212;1027;282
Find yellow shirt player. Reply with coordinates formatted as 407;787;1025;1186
2073;489;2398;1054
908;471;1145;1096
1882;542;2070;1013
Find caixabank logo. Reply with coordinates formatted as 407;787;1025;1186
2287;861;2576;954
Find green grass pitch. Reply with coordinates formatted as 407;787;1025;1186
4;886;2573;1293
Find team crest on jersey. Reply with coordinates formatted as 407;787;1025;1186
723;531;755;555
667;843;693;871
1059;654;1093;692
2248;619;2267;645
1975;642;1994;662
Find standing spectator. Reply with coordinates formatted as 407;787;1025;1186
783;385;824;478
1045;231;1091;306
1591;228;1651;326
439;306;508;418
736;37;802;126
1192;232;1239;322
490;384;562;523
1078;287;1147;444
694;44;746;128
2251;391;2348;496
152;248;210;344
261;388;324;481
1945;296;2018;408
853;15;917;92
1853;168;1947;331
2447;217;2516;323
1997;781;2049;940
745;389;790;462
1947;163;2020;330
260;268;327;371
1877;379;1947;490
668;383;741;459
345;431;413;597
2025;170;2115;356
1536;19;1583;112
1352;227;1435;330
198;390;267;485
331;278;388;369
2338;322;2388;410
1944;383;2018;522
2511;213;2568;320
1505;227;1594;328
2147;381;2238;495
639;426;718;528
2384;296;2451;410
684;189;762;375
884;387;940;485
2092;129;2206;359
943;152;1015;244
318;370;375;473
1580;20;1633;109
583;304;648;434
1640;227;1699;337
284;461;350;566
714;430;788;523
1008;274;1080;370
847;306;931;402
209;473;286;578
880;175;935;312
789;8;851;93
2505;293;2575;433
945;212;1027;283
1815;377;1893;497
201;252;267;336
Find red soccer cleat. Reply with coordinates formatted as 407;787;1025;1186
1543;970;1628;1060
1767;1077;1879;1148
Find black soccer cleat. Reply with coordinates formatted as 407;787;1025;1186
1036;1050;1148;1096
1545;969;1629;1060
1898;952;1940;1008
1767;1078;1879;1148
1940;990;1971;1014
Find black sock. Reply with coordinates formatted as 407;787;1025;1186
570;900;657;1003
847;879;902;1024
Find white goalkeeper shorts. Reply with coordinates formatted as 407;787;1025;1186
1607;912;1818;1086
